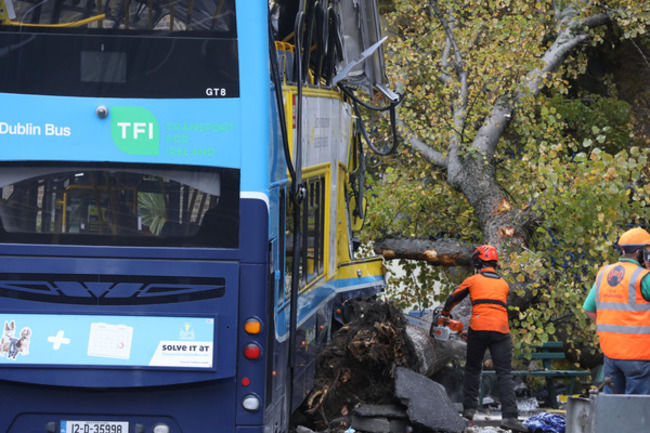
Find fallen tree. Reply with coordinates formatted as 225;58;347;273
294;298;470;431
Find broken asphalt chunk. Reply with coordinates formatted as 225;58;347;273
353;404;408;419
394;367;467;433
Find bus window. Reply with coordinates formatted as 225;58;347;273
0;163;239;248
4;0;236;33
304;177;325;281
286;175;325;289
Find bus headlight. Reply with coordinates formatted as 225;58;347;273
242;394;260;412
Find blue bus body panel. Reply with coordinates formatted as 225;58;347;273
236;0;271;197
0;94;242;165
1;379;238;433
235;263;268;427
0;94;269;197
274;276;385;341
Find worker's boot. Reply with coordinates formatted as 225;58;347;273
499;417;527;432
462;408;475;421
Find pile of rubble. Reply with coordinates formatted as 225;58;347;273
291;299;472;433
297;366;469;433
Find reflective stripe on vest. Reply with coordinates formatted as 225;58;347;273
472;299;507;308
596;324;650;333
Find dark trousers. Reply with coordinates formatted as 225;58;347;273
463;329;518;418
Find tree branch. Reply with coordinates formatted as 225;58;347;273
397;124;447;167
629;38;650;70
523;12;611;97
374;238;474;266
430;0;469;149
476;10;611;158
429;1;464;75
474;98;514;158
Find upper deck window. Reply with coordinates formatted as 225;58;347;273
0;0;239;98
0;163;239;248
1;0;236;36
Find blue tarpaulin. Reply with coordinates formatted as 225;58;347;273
523;413;566;433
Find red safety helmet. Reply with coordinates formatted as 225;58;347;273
472;245;498;268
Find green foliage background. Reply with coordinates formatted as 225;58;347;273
365;0;650;363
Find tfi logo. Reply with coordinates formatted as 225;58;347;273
111;107;159;155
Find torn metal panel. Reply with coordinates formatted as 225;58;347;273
335;0;386;92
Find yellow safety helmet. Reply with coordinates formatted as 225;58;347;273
618;227;650;253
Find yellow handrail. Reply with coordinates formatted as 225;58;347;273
2;13;105;27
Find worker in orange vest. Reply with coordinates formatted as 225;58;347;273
440;245;525;432
583;227;650;394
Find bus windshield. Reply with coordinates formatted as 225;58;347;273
0;163;239;248
1;0;236;34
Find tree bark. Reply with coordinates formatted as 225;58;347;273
374;238;474;266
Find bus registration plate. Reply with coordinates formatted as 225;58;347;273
61;420;128;433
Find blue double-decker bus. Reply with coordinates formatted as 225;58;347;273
0;0;398;431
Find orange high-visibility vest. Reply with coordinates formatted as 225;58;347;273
444;267;510;334
595;261;650;360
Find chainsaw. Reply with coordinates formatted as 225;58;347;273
429;312;464;341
